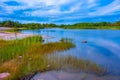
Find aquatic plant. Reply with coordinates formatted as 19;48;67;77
46;55;106;75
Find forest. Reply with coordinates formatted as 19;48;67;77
0;20;120;29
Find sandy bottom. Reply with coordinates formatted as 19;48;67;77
31;71;120;80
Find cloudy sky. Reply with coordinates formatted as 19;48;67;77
0;0;120;24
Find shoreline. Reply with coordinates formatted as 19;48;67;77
0;31;35;40
0;27;14;31
0;31;53;40
0;27;55;40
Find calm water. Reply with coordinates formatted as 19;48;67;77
21;28;120;75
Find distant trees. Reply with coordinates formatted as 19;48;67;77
114;21;120;26
0;22;2;27
0;20;120;29
3;20;12;27
60;21;120;29
0;20;21;28
72;22;112;27
22;23;44;29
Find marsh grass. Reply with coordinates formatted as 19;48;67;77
0;36;106;80
46;55;106;75
0;36;43;64
0;39;8;47
0;36;75;80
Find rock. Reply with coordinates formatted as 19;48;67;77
47;65;50;67
0;72;10;79
21;73;34;80
18;56;23;59
42;40;45;42
81;40;87;43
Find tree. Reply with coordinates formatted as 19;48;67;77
114;21;120;26
4;20;12;27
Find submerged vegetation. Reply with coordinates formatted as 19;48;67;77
0;36;106;80
47;55;106;75
0;20;120;30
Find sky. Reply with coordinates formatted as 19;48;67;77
0;0;120;24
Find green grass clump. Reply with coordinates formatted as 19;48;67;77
0;36;43;64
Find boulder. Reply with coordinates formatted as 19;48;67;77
0;73;10;79
81;40;87;43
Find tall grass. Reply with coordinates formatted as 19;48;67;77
0;36;43;64
0;36;75;80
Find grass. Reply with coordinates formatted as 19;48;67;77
0;36;43;64
46;55;106;75
0;36;106;80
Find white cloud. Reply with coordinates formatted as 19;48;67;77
28;2;83;17
0;0;120;23
0;0;75;14
23;0;98;17
87;0;97;8
18;0;70;6
89;0;120;16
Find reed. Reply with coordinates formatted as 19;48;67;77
46;55;106;75
0;36;75;80
0;36;43;64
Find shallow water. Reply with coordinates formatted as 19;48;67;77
21;28;120;75
30;71;120;80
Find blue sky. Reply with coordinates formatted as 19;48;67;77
0;0;120;24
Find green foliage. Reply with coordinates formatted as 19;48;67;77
1;20;120;30
0;20;21;28
60;22;120;29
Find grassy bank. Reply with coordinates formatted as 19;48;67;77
0;36;105;80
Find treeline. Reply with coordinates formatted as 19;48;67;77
60;21;120;29
0;20;57;29
0;20;22;28
0;20;120;29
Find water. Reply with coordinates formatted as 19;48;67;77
21;28;120;75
